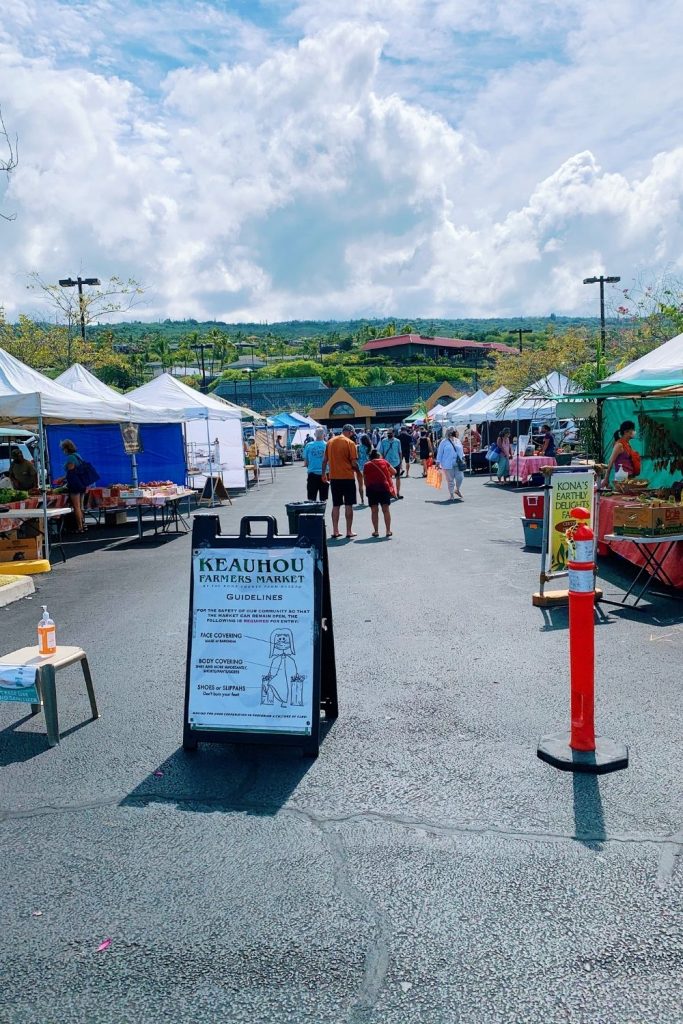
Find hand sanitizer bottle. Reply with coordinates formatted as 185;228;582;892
37;606;57;656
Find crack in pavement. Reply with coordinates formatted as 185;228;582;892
0;792;680;854
306;818;392;1023
657;830;683;890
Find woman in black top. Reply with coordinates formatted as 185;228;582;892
418;430;433;477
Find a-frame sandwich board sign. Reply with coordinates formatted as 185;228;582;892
183;513;337;758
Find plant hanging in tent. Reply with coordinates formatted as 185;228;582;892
637;408;683;474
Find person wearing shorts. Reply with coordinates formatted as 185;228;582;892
363;450;396;537
322;425;363;539
303;427;329;501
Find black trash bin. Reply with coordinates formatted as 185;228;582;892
285;500;326;535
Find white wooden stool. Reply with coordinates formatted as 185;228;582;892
0;646;99;747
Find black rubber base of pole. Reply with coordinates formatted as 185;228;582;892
537;732;629;774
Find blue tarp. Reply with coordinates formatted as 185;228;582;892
46;423;186;487
270;413;305;428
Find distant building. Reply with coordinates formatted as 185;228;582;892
361;333;518;363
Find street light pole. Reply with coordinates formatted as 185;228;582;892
510;327;532;353
583;274;620;380
58;276;100;363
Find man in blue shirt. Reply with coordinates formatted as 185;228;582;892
378;429;403;498
303;428;329;500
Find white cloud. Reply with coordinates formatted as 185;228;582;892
0;1;681;322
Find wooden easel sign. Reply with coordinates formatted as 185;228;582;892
183;514;337;757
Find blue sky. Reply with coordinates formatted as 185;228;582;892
1;0;682;322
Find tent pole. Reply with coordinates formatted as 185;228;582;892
38;415;50;563
206;416;216;507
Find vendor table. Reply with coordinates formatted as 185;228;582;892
87;487;195;540
509;455;556;481
598;495;683;590
0;507;70;563
603;533;683;607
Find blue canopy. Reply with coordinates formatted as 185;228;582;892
270;413;306;428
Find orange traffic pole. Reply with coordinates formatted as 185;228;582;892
537;507;628;774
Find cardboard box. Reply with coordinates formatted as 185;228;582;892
613;503;683;536
0;536;43;562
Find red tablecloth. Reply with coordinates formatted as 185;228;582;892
598;495;683;588
510;455;556;480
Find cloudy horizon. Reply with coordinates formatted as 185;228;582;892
1;0;681;325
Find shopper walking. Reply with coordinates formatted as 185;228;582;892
378;429;403;498
303;427;329;501
321;425;363;539
363;450;396;537
399;426;413;478
356;434;373;504
418;430;433;476
435;428;465;501
496;428;512;483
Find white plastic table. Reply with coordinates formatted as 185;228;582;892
0;507;70;563
0;645;98;746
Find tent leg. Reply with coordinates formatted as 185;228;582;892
206;418;217;507
38;415;50;562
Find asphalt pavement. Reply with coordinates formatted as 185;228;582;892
1;464;681;1023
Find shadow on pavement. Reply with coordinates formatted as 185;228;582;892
572;774;607;851
119;729;332;817
538;603;614;633
0;713;51;764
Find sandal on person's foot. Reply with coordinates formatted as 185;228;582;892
346;532;357;539
331;533;342;539
385;531;393;537
371;531;379;537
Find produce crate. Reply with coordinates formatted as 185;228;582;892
521;516;543;549
613;503;683;536
523;494;545;519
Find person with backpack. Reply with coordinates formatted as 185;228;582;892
378;429;403;498
54;439;96;534
435;428;465;501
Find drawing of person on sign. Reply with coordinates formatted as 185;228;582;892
261;628;305;707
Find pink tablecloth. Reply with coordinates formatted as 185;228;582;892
509;456;556;481
598;495;683;588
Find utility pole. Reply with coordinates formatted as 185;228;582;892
58;276;100;363
583;274;620;380
583;273;620;462
510;327;532;353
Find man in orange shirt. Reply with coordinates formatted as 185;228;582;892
321;424;363;539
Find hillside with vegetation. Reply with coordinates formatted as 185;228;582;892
2;274;681;401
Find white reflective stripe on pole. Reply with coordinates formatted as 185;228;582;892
573;539;593;562
568;566;593;593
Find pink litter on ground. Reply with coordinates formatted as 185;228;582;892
96;939;112;952
153;771;164;777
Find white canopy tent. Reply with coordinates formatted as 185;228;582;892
459;386;511;423
127;373;245;490
0;347;139;425
55;363;188;423
505;372;578;419
429;390;487;421
0;347;161;559
439;389;488;422
604;331;683;386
